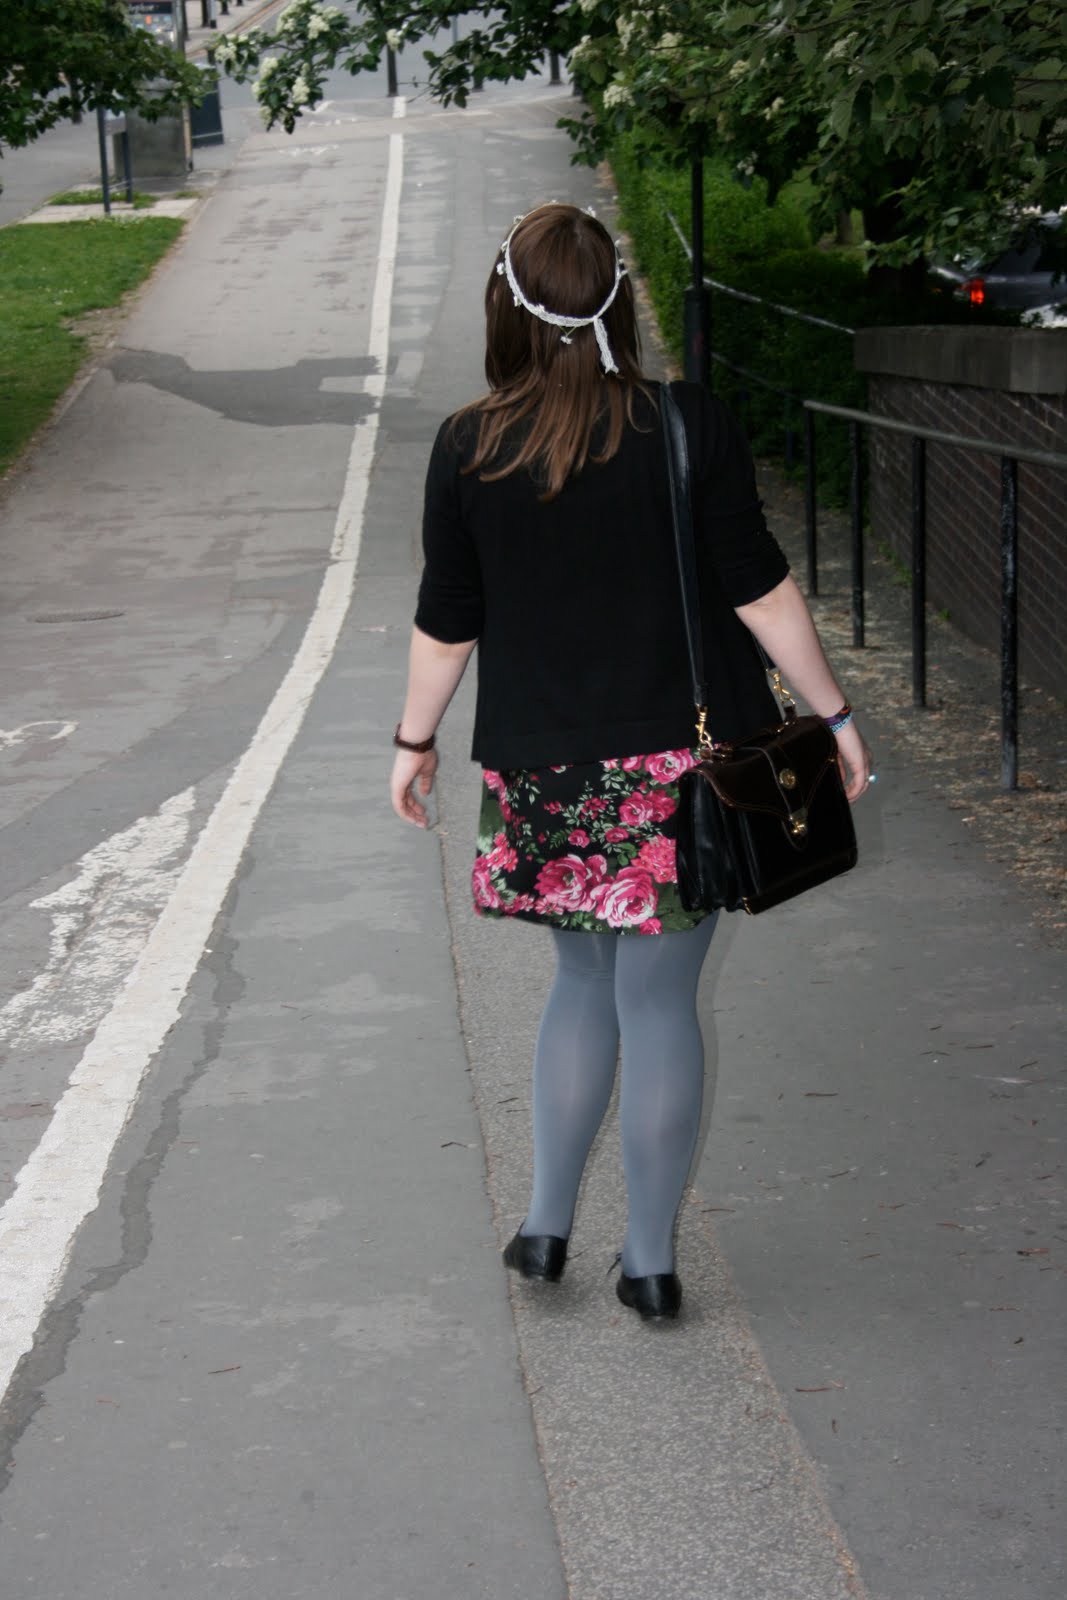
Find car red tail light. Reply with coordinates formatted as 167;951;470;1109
963;276;986;306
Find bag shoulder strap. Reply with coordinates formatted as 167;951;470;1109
660;382;784;745
659;382;707;724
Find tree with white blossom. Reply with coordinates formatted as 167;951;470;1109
0;0;207;159
210;0;1066;276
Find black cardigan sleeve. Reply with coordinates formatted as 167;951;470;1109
413;420;484;643
689;388;790;606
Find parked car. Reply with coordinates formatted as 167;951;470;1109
931;212;1066;318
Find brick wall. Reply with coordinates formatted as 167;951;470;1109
855;330;1067;696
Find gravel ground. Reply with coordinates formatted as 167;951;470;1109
758;460;1067;950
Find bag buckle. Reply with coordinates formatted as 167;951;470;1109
770;669;797;719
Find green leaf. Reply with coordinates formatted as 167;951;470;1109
982;66;1015;109
829;92;855;140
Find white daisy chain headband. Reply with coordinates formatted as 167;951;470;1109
496;204;628;375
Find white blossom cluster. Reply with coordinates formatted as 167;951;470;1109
603;81;634;110
276;0;343;38
251;54;280;100
762;95;785;120
826;32;858;64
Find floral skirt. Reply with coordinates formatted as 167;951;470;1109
472;749;709;935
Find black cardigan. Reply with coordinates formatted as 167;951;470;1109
414;382;789;770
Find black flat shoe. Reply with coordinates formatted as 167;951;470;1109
616;1270;682;1321
503;1230;568;1282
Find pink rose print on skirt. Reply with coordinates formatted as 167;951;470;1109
590;865;659;930
645;789;677;822
487;831;518;873
472;856;503;910
474;749;711;934
636;835;678;884
643;749;699;784
535;853;607;913
618;792;657;828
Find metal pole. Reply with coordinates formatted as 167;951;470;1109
122;128;134;203
95;106;112;217
386;46;398;97
548;50;561;84
682;154;711;387
849;420;865;646
803;408;818;595
910;435;927;707
999;456;1019;790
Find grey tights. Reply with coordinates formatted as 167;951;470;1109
522;917;717;1277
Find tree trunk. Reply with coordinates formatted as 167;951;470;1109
862;194;926;297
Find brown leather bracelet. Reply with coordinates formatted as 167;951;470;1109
393;724;436;754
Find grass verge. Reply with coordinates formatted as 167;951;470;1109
49;188;159;209
0;216;184;479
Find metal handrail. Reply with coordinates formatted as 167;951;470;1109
803;398;1067;791
805;400;1067;471
660;207;1062;789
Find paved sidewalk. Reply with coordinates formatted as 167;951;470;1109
0;68;1063;1600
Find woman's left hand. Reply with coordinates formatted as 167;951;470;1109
834;720;874;803
391;748;439;828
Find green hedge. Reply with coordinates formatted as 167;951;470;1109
611;133;1008;506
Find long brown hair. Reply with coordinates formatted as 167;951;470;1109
456;203;652;500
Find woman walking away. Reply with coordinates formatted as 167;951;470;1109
390;203;872;1322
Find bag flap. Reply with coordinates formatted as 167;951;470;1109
697;718;839;824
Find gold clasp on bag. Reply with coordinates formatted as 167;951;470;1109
695;705;715;754
770;669;796;714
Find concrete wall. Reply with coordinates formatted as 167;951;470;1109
854;327;1067;695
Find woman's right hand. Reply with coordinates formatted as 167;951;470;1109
391;747;439;828
834;719;874;802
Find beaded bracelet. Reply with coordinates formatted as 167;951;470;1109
823;703;853;735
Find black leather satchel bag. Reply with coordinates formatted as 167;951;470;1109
660;384;858;915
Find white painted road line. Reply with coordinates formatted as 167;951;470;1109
0;789;196;1047
0;116;405;1402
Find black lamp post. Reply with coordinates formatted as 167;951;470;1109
683;147;711;387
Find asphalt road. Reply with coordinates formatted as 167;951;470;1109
1;67;1064;1600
